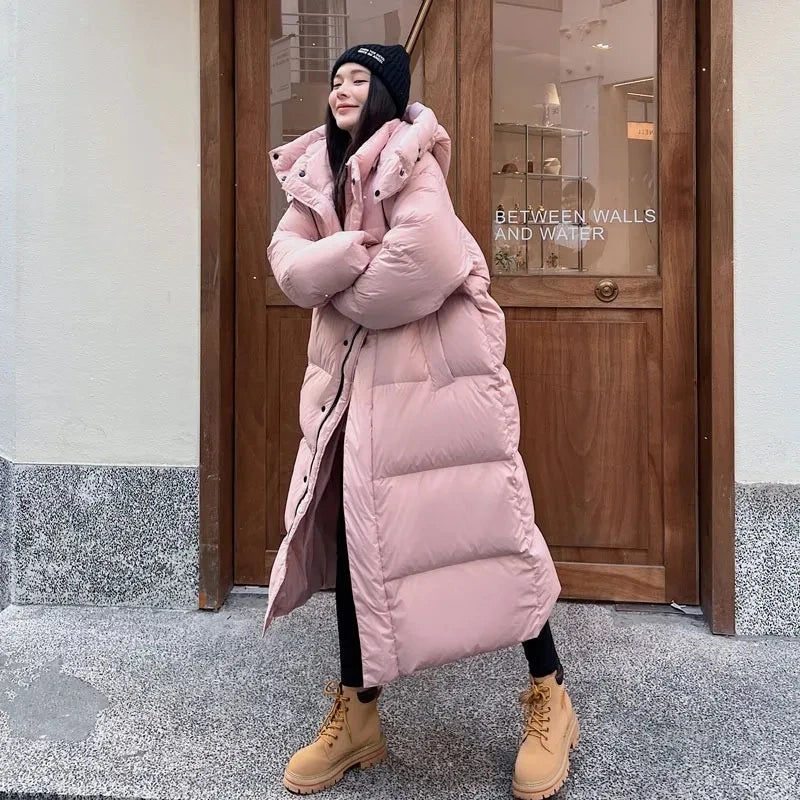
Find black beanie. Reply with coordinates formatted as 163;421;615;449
330;44;411;118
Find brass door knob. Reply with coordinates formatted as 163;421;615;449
595;279;619;302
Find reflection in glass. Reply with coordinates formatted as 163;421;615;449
492;0;658;276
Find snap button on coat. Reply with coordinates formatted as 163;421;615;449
262;101;560;688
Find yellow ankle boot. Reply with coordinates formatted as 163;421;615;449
511;668;579;800
282;679;387;794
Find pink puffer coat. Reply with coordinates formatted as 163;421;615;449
261;101;561;687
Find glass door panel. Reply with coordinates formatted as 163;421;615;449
492;0;658;277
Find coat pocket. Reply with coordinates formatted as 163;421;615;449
417;311;456;389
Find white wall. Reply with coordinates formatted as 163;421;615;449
0;1;18;462
733;1;800;484
2;0;200;467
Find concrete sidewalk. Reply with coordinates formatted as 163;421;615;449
0;594;797;800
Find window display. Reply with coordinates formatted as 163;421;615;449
493;122;588;273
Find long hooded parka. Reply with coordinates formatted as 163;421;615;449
261;101;561;688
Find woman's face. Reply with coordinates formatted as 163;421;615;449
330;63;371;134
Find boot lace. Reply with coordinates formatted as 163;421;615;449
317;679;352;748
519;681;551;743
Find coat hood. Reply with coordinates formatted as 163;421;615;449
268;102;451;206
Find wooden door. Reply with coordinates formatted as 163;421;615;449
440;0;697;604
234;0;698;606
233;0;459;585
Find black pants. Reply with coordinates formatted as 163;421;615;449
334;454;562;687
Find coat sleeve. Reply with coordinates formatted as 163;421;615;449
267;199;374;309
329;163;472;330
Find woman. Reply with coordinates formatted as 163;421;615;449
263;43;580;800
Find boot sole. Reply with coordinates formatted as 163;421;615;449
511;713;579;800
282;738;388;795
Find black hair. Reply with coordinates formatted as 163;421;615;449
326;71;398;229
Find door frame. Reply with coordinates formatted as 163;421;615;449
198;0;735;633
